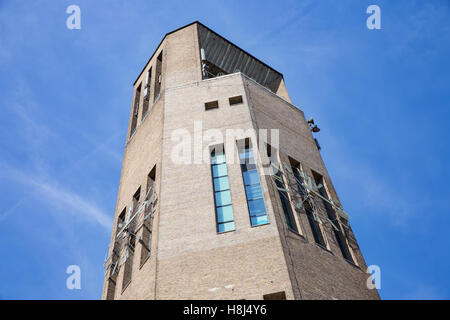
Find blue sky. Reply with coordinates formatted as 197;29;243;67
0;0;449;299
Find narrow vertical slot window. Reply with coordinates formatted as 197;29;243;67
130;83;141;136
268;145;297;232
211;148;235;233
105;207;127;300
238;140;268;226
140;166;156;266
154;51;163;103
313;172;353;262
273;168;297;232
266;144;298;232
290;159;326;246
122;187;140;292
142;67;152;117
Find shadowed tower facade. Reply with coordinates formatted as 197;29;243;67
102;21;380;300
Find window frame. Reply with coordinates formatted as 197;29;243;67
237;139;269;227
210;146;236;233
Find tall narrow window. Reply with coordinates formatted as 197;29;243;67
238;140;268;226
154;51;163;103
210;147;235;233
121;234;135;292
140;166;156;266
313;172;353;262
290;159;326;247
268;146;297;232
105;207;127;300
130;83;141;136
122;188;140;292
142;67;152;117
132;187;141;212
117;208;126;234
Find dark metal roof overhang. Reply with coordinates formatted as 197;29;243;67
197;23;283;93
133;21;283;92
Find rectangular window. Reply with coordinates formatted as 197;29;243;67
122;187;140;292
121;233;135;292
205;100;219;110
140;166;156;266
268;146;297;232
290;159;326;247
274;169;297;232
132;187;141;211
154;51;163;103
211;147;235;233
313;172;353;262
105;207;127;300
142;67;152;117
229;95;243;105
130;83;141;136
117;208;126;234
263;291;287;300
238;140;268;226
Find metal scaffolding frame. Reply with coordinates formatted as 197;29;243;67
270;162;351;235
103;184;157;281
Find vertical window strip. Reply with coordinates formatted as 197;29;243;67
273;168;298;232
315;175;353;262
130;83;141;136
140;166;156;266
239;145;268;226
211;150;235;233
142;67;152;117
292;166;326;246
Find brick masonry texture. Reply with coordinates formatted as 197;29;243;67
102;22;380;300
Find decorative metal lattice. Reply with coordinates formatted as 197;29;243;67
103;185;157;280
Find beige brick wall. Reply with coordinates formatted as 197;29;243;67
243;75;379;299
102;22;380;300
157;73;294;299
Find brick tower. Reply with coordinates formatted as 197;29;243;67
102;21;380;300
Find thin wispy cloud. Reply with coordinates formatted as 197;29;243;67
33;179;113;231
0;164;112;230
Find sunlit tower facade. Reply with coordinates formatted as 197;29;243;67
102;22;380;300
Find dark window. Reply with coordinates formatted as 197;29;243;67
106;207;127;300
142;67;152;117
132;187;141;210
122;187;141;292
313;172;353;262
203;60;228;79
269;147;297;232
205;100;219;110
130;83;141;136
140;166;156;266
238;139;268;226
117;208;126;234
121;233;135;292
210;147;235;233
290;159;326;247
263;291;286;300
229;95;243;105
154;51;163;103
